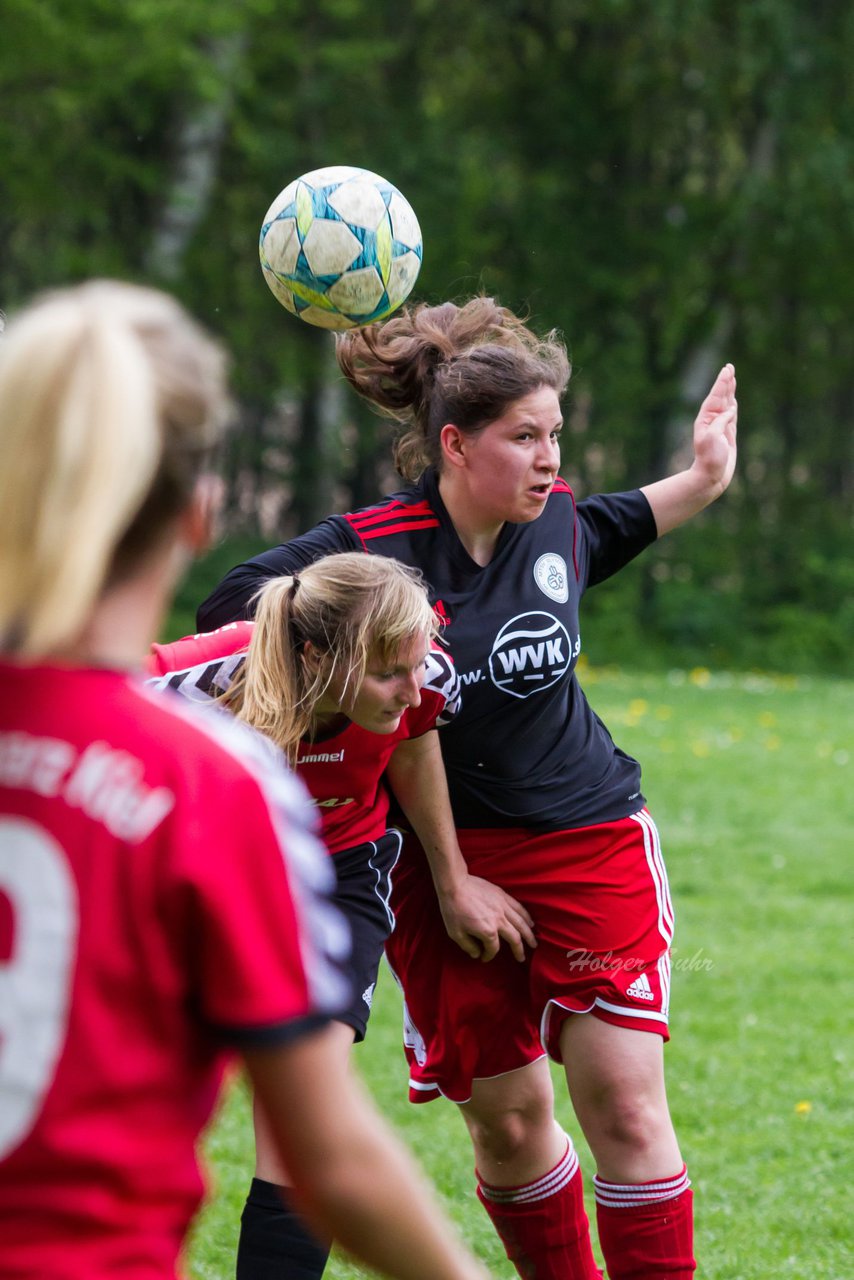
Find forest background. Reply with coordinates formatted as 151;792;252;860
3;0;853;675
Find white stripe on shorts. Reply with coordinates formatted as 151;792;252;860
630;809;673;1019
368;829;402;932
592;996;669;1025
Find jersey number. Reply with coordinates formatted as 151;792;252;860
0;818;78;1159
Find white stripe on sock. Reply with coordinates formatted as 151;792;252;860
593;1166;690;1209
479;1136;580;1205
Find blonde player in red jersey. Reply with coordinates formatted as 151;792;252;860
148;552;536;1279
0;280;491;1280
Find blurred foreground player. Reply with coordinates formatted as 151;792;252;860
0;281;489;1280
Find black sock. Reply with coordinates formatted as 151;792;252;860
236;1178;331;1280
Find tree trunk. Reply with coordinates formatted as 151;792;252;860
145;32;246;281
292;335;345;532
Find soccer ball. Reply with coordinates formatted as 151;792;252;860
259;166;423;330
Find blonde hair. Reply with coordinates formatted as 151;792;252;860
336;296;571;480
221;552;438;763
0;280;227;657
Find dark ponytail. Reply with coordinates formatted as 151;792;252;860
336;297;571;480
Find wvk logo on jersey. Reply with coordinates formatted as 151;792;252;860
488;612;577;699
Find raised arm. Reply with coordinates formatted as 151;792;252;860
386;731;536;962
641;363;738;537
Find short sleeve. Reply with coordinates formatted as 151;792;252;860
159;713;351;1043
405;645;461;737
576;490;658;589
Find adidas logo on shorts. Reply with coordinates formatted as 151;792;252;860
626;972;655;1002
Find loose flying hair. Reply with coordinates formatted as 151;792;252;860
220;552;438;764
0;280;227;657
336;296;571;481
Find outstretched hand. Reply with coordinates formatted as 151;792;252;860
438;875;537;963
641;362;739;535
692;363;738;497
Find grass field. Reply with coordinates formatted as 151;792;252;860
187;663;853;1280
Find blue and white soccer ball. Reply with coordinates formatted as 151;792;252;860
259;166;423;330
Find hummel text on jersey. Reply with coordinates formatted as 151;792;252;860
0;732;175;842
299;749;345;764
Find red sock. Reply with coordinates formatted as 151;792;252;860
594;1165;695;1279
477;1136;603;1279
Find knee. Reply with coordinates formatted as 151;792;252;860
464;1092;555;1167
587;1093;663;1156
466;1110;529;1166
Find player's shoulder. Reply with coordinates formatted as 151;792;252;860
536;475;577;534
342;476;440;546
136;683;327;873
414;644;461;729
126;676;298;808
549;476;576;504
145;623;251;705
146;621;254;676
423;643;458;697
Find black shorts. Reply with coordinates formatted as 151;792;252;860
331;830;402;1041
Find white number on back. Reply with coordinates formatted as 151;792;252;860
0;818;78;1159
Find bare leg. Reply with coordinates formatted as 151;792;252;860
458;1058;601;1279
560;1015;681;1182
254;1020;357;1182
560;1014;694;1279
458;1057;563;1183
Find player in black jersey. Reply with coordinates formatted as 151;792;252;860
198;296;738;1280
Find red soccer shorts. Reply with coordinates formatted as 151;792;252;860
385;809;674;1104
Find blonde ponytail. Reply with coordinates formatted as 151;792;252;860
223;577;314;759
0;281;226;657
221;553;438;764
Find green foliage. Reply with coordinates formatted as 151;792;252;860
583;515;854;677
2;0;852;670
186;666;854;1279
166;535;271;641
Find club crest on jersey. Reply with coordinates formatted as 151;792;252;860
488;612;572;700
533;553;569;603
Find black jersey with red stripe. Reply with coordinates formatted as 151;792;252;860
197;469;658;830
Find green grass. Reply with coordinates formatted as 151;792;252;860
187;664;853;1279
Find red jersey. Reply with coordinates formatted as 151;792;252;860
0;661;349;1279
147;624;461;853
